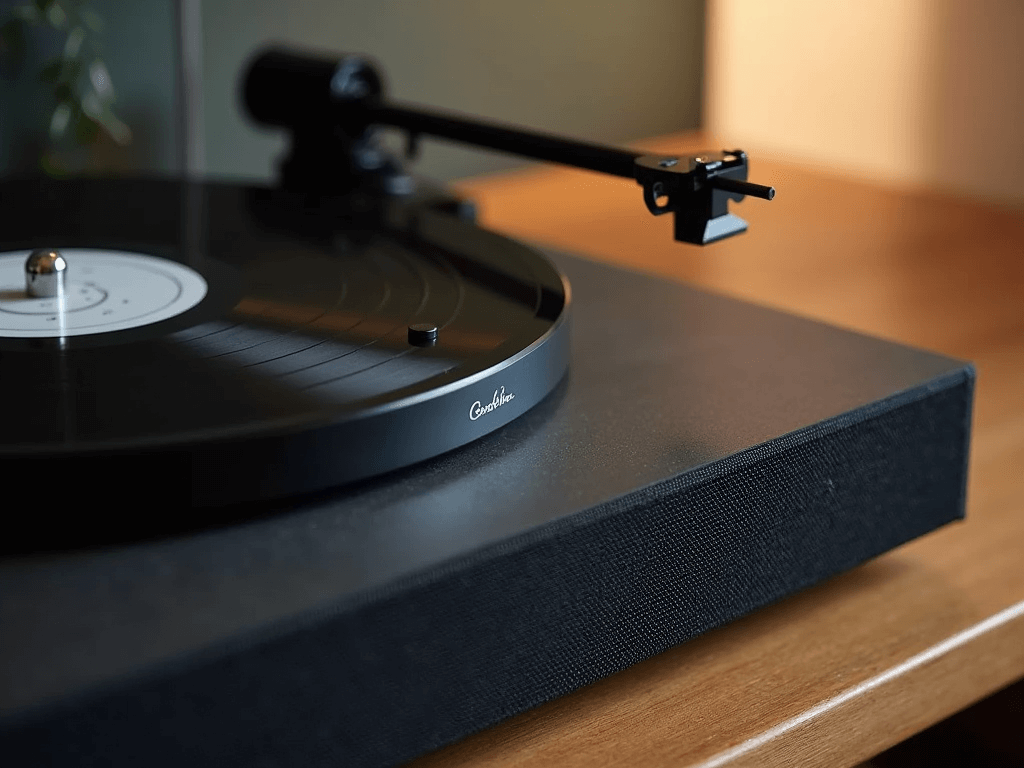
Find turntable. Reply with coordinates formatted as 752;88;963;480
0;49;973;767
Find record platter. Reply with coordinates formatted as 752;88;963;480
1;49;973;768
0;176;571;509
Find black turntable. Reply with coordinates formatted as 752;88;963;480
0;49;973;768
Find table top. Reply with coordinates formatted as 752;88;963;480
406;134;1024;767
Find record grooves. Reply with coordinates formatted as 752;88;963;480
0;177;570;508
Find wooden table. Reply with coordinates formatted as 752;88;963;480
407;134;1024;767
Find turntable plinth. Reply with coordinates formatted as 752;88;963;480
2;135;1012;768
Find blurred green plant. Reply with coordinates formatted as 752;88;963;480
0;0;131;174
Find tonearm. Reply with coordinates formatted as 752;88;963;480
244;48;774;245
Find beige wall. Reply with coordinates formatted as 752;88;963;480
706;0;1024;207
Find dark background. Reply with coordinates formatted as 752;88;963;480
0;0;705;181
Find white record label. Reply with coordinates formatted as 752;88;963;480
0;249;207;338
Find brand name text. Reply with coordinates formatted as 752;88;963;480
469;386;515;421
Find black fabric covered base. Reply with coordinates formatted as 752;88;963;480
0;252;974;768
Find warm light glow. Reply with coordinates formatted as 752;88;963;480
706;0;1024;206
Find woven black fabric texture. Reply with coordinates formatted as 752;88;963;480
4;371;972;768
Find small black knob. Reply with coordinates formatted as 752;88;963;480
408;323;438;347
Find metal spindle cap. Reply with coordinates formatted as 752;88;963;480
25;249;67;298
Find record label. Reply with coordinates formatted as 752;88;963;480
0;249;208;338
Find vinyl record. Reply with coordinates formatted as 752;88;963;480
0;178;570;507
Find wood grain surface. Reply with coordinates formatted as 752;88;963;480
404;134;1024;767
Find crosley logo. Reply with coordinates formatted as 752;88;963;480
469;386;515;421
